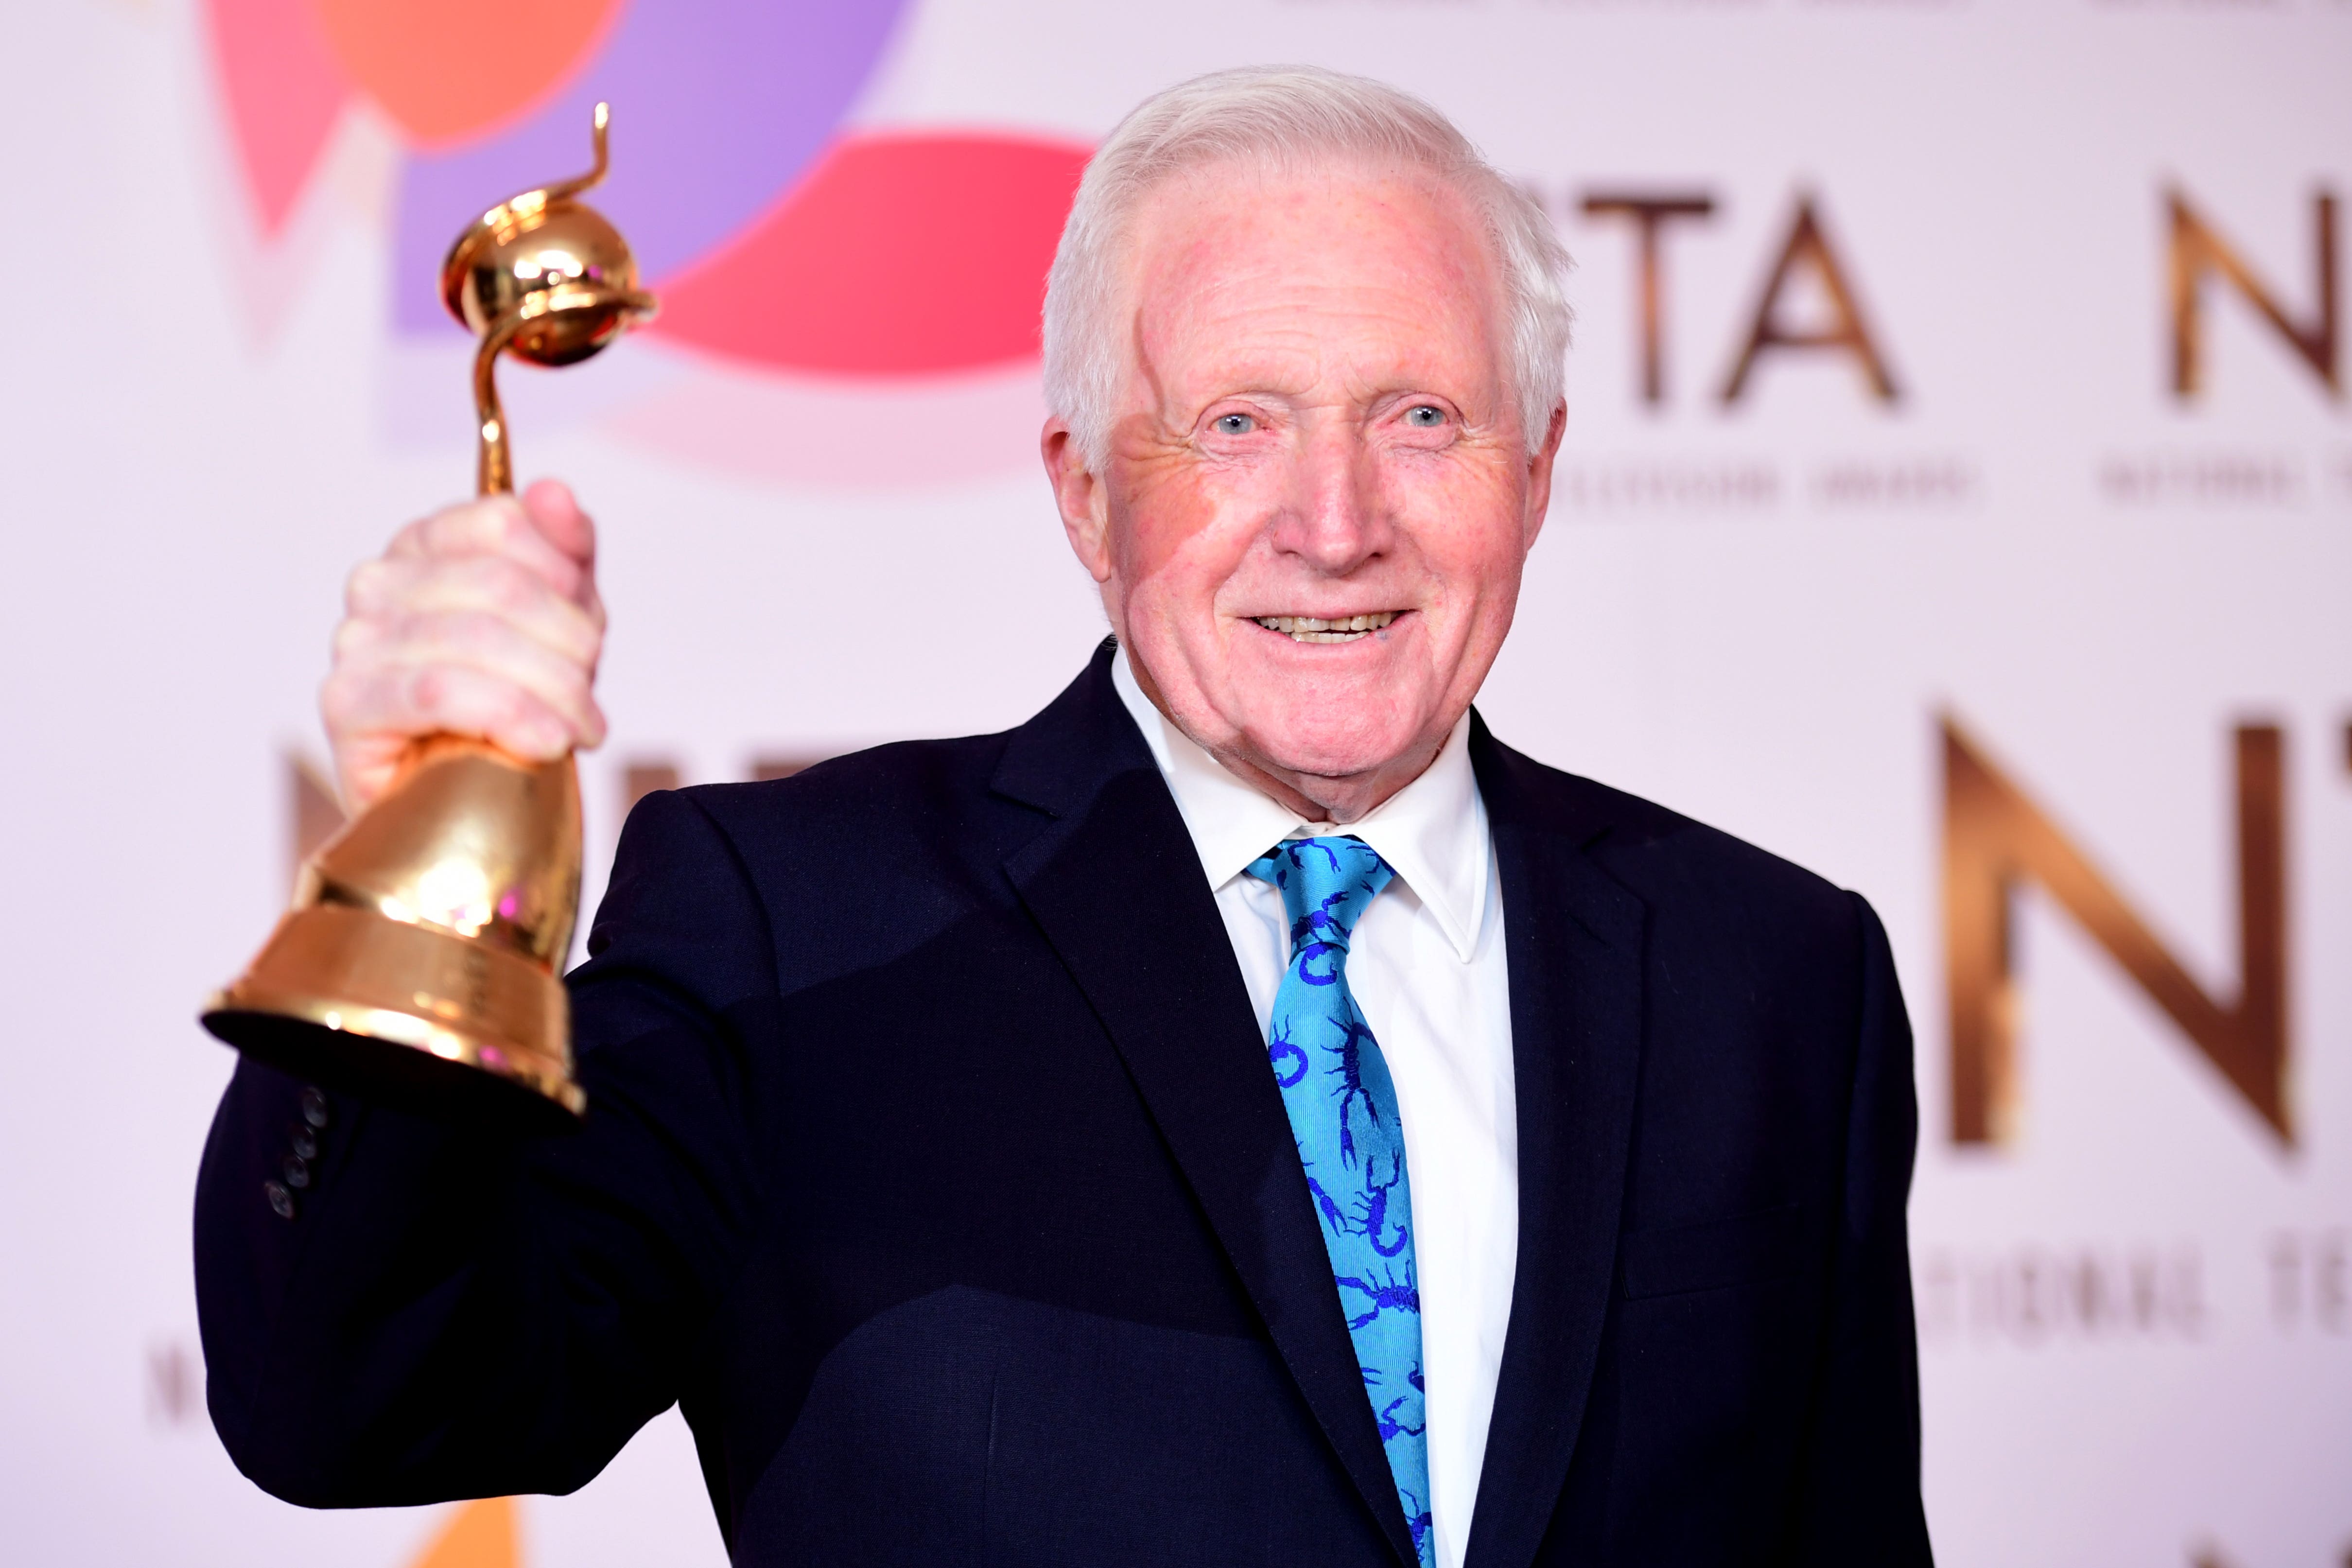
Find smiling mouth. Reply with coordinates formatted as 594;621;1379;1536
1252;612;1400;645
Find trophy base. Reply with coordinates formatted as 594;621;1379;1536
202;901;584;1130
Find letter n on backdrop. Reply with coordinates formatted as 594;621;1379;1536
1941;717;2290;1147
2166;185;2339;400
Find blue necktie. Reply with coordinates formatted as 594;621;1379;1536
1247;836;1432;1563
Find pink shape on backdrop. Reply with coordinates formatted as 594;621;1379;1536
309;0;621;147
203;0;352;235
651;134;1092;375
387;0;912;330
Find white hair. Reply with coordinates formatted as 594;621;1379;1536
1042;65;1572;468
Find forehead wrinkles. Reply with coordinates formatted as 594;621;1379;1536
1122;162;1506;410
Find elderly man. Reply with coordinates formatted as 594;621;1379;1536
196;68;1930;1568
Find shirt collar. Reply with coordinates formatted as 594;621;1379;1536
1112;645;1490;962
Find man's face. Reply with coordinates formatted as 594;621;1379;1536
1046;161;1561;819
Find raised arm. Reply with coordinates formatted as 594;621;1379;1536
194;483;769;1505
196;786;775;1504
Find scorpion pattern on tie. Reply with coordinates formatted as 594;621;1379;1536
1247;836;1432;1564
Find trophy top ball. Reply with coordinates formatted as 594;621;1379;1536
443;198;643;368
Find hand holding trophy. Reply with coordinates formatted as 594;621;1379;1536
202;106;656;1127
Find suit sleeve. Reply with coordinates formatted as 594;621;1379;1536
194;788;775;1506
1785;892;1934;1565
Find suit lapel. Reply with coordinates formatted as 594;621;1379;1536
993;646;1419;1567
1462;721;1649;1568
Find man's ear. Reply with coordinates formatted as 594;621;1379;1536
1042;421;1114;585
1521;400;1567;550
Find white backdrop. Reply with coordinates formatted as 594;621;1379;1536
1;2;2346;1565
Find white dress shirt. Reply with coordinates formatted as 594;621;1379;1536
1112;649;1517;1568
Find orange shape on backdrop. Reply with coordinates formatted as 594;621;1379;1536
310;0;619;146
651;134;1093;376
204;0;352;234
410;1497;519;1568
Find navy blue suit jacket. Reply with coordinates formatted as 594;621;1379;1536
195;642;1931;1567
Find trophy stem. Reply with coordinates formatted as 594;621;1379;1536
472;312;527;496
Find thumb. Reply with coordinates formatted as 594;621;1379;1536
520;477;596;579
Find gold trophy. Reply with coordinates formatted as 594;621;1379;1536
202;105;656;1126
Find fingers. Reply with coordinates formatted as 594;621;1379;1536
332;609;606;746
324;656;596;758
386;493;600;613
324;658;604;812
345;554;603;669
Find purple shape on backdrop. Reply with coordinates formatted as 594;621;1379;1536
391;0;909;332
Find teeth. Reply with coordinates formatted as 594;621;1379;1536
1253;611;1399;643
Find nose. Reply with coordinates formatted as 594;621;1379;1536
1267;416;1391;575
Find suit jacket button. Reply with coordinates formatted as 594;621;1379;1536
288;1125;320;1161
299;1087;330;1130
281;1155;312;1190
264;1179;296;1220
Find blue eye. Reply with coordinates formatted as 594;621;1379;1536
1212;412;1257;436
1404;405;1445;428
